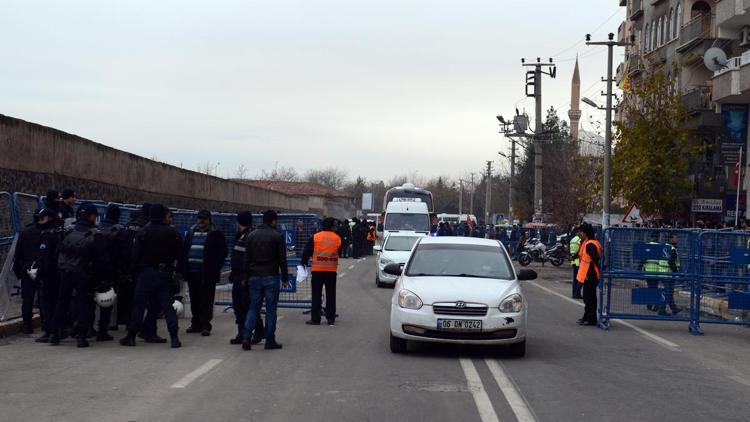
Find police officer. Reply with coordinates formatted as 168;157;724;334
337;219;350;258
569;228;582;299
35;208;65;343
96;204;129;341
303;217;342;326
13;208;52;333
60;189;77;227
119;204;183;348
181;210;227;336
49;204;108;347
642;232;672;312
229;211;265;345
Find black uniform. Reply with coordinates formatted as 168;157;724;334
12;222;44;332
37;224;64;339
229;227;265;343
98;218;129;337
50;219;108;346
126;216;183;341
337;221;350;258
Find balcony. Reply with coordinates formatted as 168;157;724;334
716;0;750;29
682;86;713;114
628;53;643;76
677;14;716;52
630;0;644;20
618;21;627;44
712;52;750;103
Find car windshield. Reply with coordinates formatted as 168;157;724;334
385;213;430;232
385;236;420;251
405;243;513;279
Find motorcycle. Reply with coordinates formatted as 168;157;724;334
518;240;566;267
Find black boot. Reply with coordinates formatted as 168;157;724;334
96;331;114;342
230;325;243;345
49;333;60;345
119;334;136;347
143;334;167;344
77;338;89;348
35;333;50;343
242;338;252;351
170;334;182;348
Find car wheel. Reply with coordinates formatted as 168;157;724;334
508;339;526;357
390;333;407;353
376;275;384;288
518;254;531;266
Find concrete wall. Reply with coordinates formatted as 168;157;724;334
0;114;355;216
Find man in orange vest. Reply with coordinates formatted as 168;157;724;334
576;223;602;326
302;218;342;326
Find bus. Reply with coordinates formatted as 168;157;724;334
382;183;434;213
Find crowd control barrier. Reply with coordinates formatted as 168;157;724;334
600;227;750;334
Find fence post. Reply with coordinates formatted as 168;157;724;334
689;231;704;335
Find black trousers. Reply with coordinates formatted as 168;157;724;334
188;271;217;331
116;276;135;326
128;268;178;336
571;265;581;297
20;273;38;328
582;277;598;324
230;271;264;335
40;274;60;334
311;271;337;323
51;271;94;340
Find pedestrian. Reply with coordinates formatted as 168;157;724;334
49;204;109;347
576;223;601;326
119;204;183;348
569;228;583;299
96;204;130;341
181;210;227;336
303;217;342;326
242;210;289;350
228;211;265;345
337;219;350;258
60;189;77;227
366;223;376;255
12;208;50;333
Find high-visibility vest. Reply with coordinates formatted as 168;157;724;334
367;230;375;242
576;239;602;284
643;241;672;276
569;235;581;266
312;230;342;272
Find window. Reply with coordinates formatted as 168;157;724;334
660;16;665;45
644;23;650;50
405;243;514;280
652;20;657;49
675;3;682;38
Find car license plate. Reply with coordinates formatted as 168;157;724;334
437;319;482;331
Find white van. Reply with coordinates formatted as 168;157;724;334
381;200;431;235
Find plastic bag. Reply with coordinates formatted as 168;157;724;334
296;265;308;283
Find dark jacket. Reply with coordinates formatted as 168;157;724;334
244;224;289;281
57;219;108;277
181;224;227;274
131;221;183;274
37;226;63;282
230;227;252;273
99;219;131;280
13;223;43;279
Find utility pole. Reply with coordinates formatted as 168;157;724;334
586;33;633;229
522;58;556;223
485;161;493;224
497;113;527;224
469;172;475;216
458;180;464;215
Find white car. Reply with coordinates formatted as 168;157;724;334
387;236;537;357
374;233;424;288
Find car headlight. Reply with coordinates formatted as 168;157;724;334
499;293;523;313
398;289;423;310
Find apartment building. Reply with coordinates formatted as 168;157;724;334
617;0;750;223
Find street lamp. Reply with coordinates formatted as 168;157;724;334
582;97;599;109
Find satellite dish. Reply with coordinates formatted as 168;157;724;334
704;47;728;72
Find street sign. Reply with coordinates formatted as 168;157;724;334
621;203;643;224
691;198;723;213
362;193;373;211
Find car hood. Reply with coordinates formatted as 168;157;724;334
400;276;519;307
380;250;411;264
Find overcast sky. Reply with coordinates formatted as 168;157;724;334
2;0;621;183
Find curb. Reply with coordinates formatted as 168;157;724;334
0;313;40;338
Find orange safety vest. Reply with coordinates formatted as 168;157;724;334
312;230;342;272
367;230;376;242
576;239;602;284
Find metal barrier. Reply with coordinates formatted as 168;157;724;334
693;231;750;334
0;192;21;321
12;193;43;231
599;228;699;331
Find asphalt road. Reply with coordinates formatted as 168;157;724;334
1;257;750;422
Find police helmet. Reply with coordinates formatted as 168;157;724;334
26;262;38;281
173;300;185;317
94;288;117;308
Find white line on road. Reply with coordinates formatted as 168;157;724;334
485;360;537;422
526;281;680;351
348;265;355;270
728;375;750;387
459;358;499;422
170;359;223;389
339;272;347;277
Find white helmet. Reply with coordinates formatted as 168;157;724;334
94;288;117;308
26;262;38;281
173;300;184;317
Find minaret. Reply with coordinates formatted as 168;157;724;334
568;58;582;143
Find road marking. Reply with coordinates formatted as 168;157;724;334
728;375;750;387
459;358;499;422
339;272;347;277
348;265;355;270
526;281;680;351
170;359;223;389
485;360;537;422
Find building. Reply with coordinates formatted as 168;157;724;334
235;180;356;218
617;0;750;223
568;58;582;143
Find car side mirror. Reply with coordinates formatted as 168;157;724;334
516;269;537;281
373;245;382;252
384;263;402;276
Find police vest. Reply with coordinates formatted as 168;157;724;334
643;241;673;276
569;235;581;266
231;229;250;271
576;239;602;284
312;231;342;272
188;228;208;272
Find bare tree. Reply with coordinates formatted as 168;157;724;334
305;167;349;190
256;163;300;181
196;161;221;176
234;164;249;180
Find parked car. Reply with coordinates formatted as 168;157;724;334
387;236;536;356
374;233;424;288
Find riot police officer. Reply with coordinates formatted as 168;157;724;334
13;208;54;333
49;204;108;347
119;204;183;348
96;204;129;341
229;211;265;345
